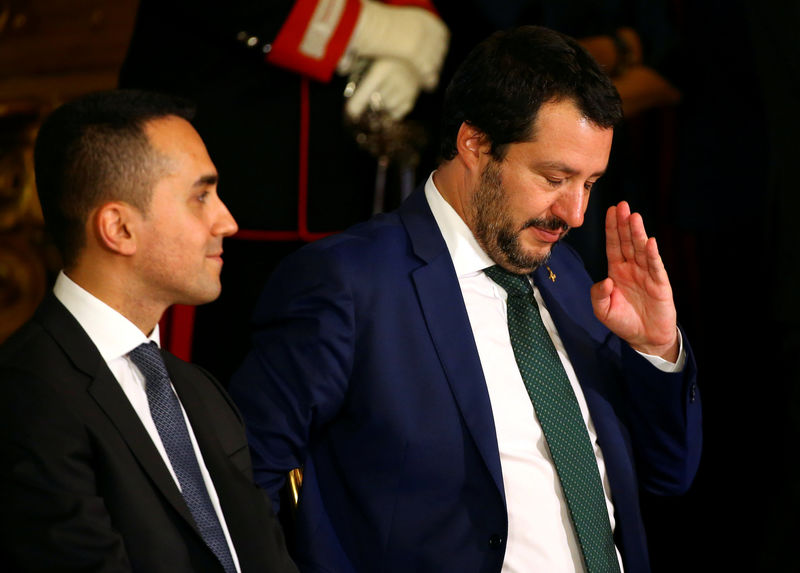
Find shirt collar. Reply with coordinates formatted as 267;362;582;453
53;270;160;362
424;172;495;277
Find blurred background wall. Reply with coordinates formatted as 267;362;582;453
0;0;138;341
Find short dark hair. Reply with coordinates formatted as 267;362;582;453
439;25;623;161
33;89;196;268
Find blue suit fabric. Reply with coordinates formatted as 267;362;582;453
228;186;702;573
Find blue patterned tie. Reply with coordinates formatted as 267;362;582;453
128;342;236;573
484;266;620;573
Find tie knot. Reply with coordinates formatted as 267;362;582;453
128;341;169;383
484;265;532;297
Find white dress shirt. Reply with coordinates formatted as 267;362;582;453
53;271;241;572
424;173;684;572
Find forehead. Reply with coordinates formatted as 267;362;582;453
144;115;214;171
507;99;613;172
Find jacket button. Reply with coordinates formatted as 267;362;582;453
488;534;504;549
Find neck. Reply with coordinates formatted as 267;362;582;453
433;161;474;229
66;263;165;336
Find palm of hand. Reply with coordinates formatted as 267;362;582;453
590;202;678;360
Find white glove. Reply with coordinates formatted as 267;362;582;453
345;57;421;120
341;1;449;91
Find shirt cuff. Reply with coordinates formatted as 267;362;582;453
635;328;686;373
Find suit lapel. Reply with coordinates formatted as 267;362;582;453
37;295;199;532
533;246;610;379
532;249;623;461
532;244;610;349
399;190;505;499
165;362;235;532
168;358;267;566
165;359;234;510
87;374;198;530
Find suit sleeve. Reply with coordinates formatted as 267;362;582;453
0;368;132;572
228;243;356;509
619;328;701;495
266;0;439;81
546;242;701;497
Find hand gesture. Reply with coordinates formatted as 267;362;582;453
590;201;679;361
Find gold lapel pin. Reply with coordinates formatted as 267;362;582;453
546;266;556;282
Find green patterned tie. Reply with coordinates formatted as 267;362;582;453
484;265;620;573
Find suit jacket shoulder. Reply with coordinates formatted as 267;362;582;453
0;294;297;573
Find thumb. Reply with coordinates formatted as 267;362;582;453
591;277;614;320
345;58;420;121
345;62;385;120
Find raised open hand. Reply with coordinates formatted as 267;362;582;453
590;201;679;361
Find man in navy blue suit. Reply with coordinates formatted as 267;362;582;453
229;25;701;573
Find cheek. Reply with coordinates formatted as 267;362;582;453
144;227;193;268
507;183;552;220
495;166;553;223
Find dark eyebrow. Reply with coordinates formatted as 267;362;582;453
537;161;606;179
193;173;218;188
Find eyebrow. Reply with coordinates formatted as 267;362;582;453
536;161;606;179
192;173;219;188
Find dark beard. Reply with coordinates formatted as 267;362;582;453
472;160;569;273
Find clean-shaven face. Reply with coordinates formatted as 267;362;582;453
135;116;238;307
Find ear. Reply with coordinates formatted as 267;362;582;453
94;201;139;256
455;122;492;171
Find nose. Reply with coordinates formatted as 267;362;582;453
212;197;239;238
551;184;588;229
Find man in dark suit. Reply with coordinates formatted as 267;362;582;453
229;26;701;573
0;90;298;573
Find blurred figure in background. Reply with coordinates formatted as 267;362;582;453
118;0;449;381
434;0;681;118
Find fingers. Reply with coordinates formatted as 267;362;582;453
616;201;636;263
605;202;626;264
345;58;421;121
605;201;650;267
645;236;669;285
605;201;672;291
345;69;379;120
629;212;649;268
349;2;449;91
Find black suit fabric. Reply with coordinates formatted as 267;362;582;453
0;294;297;573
